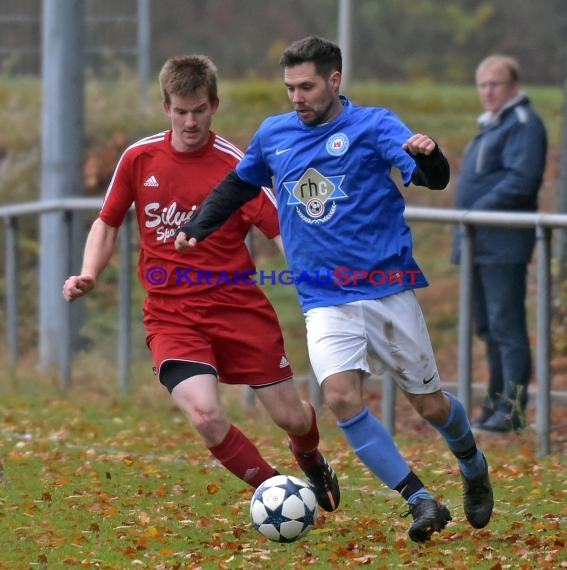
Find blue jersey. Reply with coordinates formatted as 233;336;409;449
236;96;429;311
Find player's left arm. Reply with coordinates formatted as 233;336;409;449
175;170;261;251
403;133;450;190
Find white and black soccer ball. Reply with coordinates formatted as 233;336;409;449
250;474;318;543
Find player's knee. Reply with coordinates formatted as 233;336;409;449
190;406;222;431
272;409;309;434
323;388;362;419
411;391;449;424
190;407;230;444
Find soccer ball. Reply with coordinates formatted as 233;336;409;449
250;474;318;543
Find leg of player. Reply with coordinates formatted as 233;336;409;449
362;291;493;532
324;370;451;543
406;389;494;529
170;374;277;488
254;379;340;512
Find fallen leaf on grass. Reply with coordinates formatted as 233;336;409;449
207;482;220;494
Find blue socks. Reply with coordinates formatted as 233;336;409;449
338;407;432;504
338;396;486;505
432;391;485;479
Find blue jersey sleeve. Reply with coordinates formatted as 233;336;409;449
375;109;416;186
235;127;273;188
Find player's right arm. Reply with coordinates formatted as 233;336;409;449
62;218;119;302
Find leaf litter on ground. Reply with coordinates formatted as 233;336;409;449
0;387;566;569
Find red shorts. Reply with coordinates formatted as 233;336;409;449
143;285;293;387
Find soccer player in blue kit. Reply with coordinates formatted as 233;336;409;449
175;36;493;543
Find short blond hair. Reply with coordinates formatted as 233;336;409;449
158;55;218;106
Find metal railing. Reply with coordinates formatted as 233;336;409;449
2;199;566;455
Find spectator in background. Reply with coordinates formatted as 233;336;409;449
453;54;547;433
62;55;340;513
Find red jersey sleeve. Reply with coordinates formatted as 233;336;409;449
99;150;136;227
240;186;280;240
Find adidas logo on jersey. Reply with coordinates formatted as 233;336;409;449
279;356;289;368
143;175;159;187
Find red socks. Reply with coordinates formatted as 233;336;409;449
288;403;322;470
208;424;276;488
208;404;321;487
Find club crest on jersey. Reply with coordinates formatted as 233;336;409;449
326;133;349;156
283;167;347;224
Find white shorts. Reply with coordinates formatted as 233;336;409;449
305;290;441;395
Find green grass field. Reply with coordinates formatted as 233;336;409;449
0;382;566;569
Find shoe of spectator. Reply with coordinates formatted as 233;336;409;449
478;410;522;433
471;406;494;429
460;453;494;528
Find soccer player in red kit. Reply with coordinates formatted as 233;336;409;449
62;55;340;512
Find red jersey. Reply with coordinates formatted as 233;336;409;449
100;130;279;296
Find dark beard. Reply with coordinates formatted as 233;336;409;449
303;97;337;126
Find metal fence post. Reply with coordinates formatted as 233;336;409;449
137;0;151;111
117;213;133;391
457;223;474;415
5;216;19;365
39;0;84;374
59;210;73;388
535;225;552;456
